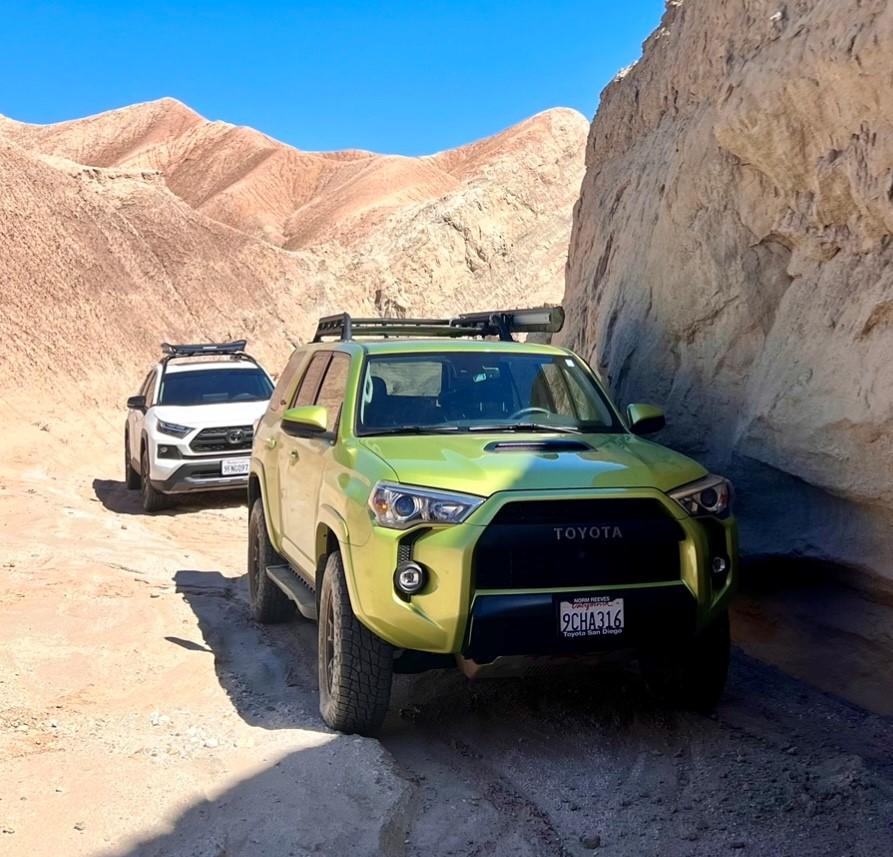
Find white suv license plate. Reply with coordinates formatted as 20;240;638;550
558;596;625;638
221;458;250;476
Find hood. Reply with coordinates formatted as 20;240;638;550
358;432;706;496
150;400;269;429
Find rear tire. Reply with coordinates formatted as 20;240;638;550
247;498;294;624
124;433;140;490
318;551;393;736
140;448;170;513
641;610;730;712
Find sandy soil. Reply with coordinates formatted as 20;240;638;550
2;428;892;856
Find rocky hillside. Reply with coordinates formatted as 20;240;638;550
562;0;893;578
0;100;587;414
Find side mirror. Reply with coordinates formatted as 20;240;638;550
281;405;328;437
127;395;146;411
627;403;666;435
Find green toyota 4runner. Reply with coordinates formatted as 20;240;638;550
248;307;737;735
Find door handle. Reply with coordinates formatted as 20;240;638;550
289;449;300;463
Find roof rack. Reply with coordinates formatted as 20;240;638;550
157;341;260;393
160;340;249;358
311;306;564;343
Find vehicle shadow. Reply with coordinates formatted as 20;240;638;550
173;568;324;731
173;569;664;741
106;739;412;857
92;478;246;516
732;556;893;718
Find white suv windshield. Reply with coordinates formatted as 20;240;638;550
159;368;273;406
357;352;620;435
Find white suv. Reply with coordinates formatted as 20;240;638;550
124;341;274;512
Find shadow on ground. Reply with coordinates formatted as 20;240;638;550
174;568;323;731
173;568;667;741
107;739;413;857
92;478;245;516
159;569;893;857
732;556;893;718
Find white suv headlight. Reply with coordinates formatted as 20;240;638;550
369;482;484;529
157;420;194;438
669;475;732;517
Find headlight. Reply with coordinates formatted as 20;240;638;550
156;420;193;438
669;474;732;517
369;481;484;529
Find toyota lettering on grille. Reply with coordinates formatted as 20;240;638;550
553;525;623;541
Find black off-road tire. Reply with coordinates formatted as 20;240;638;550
247;498;294;624
124;433;140;489
318;551;393;736
140;447;170;513
641;610;730;713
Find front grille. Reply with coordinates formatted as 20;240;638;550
473;499;684;590
186;464;231;480
190;425;254;453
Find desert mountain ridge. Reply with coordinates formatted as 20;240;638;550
0;97;586;249
0;97;587;430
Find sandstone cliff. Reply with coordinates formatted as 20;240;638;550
0;101;586;420
563;0;893;578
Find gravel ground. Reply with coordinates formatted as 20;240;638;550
2;462;892;856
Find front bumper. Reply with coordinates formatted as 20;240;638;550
343;487;738;656
150;461;249;494
147;432;251;494
464;584;696;662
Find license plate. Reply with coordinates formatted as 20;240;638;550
558;596;624;638
221;458;250;476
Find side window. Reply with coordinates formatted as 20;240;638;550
143;371;158;407
291;353;331;407
314;353;351;432
269;351;305;413
138;371;153;398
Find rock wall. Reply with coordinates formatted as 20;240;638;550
562;0;893;578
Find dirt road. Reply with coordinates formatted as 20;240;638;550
2;439;892;856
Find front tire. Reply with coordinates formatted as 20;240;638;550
247;498;294;624
124;433;140;490
641;610;730;712
318;551;393;736
140;447;170;513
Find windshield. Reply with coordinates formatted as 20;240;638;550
159;368;273;407
356;352;621;435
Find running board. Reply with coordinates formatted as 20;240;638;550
265;565;317;620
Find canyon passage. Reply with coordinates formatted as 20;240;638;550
2;1;893;855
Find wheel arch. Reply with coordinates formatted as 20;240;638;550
315;506;353;611
248;463;282;553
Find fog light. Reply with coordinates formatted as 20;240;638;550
394;561;426;596
712;556;728;576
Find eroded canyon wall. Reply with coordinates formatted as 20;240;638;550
562;0;893;578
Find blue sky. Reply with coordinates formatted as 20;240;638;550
2;1;664;155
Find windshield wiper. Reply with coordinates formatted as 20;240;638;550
361;425;464;436
465;422;583;434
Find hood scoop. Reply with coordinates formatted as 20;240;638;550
484;439;592;454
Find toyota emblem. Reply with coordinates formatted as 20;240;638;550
227;429;245;445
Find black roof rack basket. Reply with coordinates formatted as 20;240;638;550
158;341;260;382
160;340;249;358
311;306;564;343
